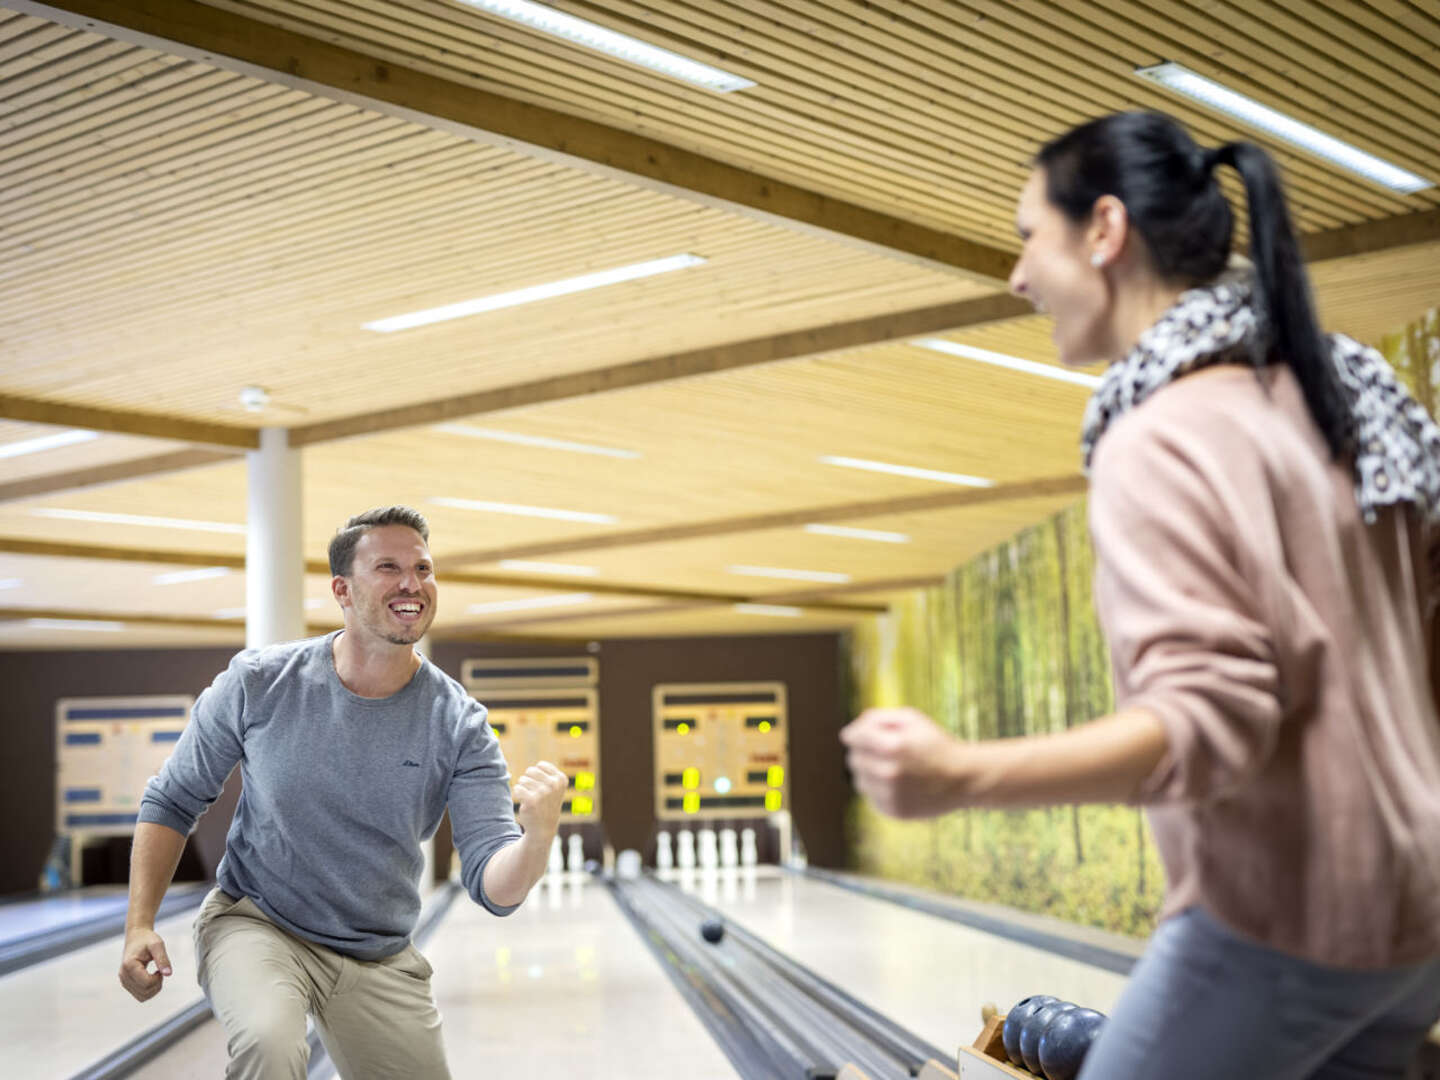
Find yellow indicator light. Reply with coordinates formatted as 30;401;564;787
767;766;785;787
758;721;772;733
569;725;583;738
572;796;593;814
682;767;700;790
683;793;700;814
765;790;782;812
676;722;690;735
575;771;595;790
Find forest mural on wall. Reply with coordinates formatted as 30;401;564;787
843;306;1440;940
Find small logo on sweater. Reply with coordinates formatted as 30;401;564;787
401;760;422;768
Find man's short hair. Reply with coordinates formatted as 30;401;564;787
328;506;430;577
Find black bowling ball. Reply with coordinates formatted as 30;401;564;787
1002;994;1057;1066
1021;1000;1077;1075
700;917;725;944
1038;1007;1106;1080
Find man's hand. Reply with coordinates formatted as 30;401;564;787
840;707;966;819
119;927;173;1002
513;761;568;837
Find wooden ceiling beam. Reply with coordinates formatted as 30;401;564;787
445;474;1091;565
16;0;1015;286
0;394;259;449
0;448;241;504
0;538;886;613
289;293;1035;446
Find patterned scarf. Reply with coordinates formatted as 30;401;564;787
1080;276;1440;525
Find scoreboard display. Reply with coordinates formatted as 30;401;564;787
463;659;600;822
55;695;193;835
652;682;788;821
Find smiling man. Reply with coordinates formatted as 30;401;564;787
118;505;567;1079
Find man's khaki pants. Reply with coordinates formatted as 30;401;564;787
193;888;451;1080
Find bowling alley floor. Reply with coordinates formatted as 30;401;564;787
1;868;1137;1078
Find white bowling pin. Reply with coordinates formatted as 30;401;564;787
698;828;719;870
740;828;758;867
567;832;584;873
677;829;697;870
548;834;564;876
719;828;739;869
656;830;674;871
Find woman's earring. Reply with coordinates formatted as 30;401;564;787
1090;253;1105;268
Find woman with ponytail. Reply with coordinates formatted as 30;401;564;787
843;111;1440;1077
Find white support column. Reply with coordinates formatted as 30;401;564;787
246;427;305;649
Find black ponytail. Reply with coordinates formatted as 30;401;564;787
1037;112;1352;458
1212;142;1351;457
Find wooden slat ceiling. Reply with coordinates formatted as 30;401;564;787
1;0;1438;646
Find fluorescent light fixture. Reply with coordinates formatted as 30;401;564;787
0;429;99;459
430;497;616;524
819;456;994;488
454;0;755;92
498;560;600;577
213;607;248;620
1136;62;1432;194
912;338;1103;388
434;424;641;459
467;593;594;615
153;567;231;586
30;509;247;534
734;603;803;618
0;578;21;590
728;565;851;584
365;254;707;332
305;598;328;610
26;618;125;632
804;524;910;544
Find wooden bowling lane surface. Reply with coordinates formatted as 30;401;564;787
425;872;741;1080
0;904;208;1079
685;867;1132;1058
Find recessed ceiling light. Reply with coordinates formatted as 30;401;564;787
0;578;22;590
727;565;851;584
467;593;595;614
819;456;994;488
0;429;99;459
733;604;803;618
804;524;910;544
912;338;1103;388
153;567;231;586
30;509;247;534
454;1;755;92
305;598;328;610
1136;62;1432;193
430;497;616;525
365;254;707;332
498;560;600;577
25;618;125;632
434;425;641;459
213;607;249;620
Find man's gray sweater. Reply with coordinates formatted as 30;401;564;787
139;632;522;960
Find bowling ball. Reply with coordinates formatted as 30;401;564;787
582;859;600;875
1002;994;1056;1065
700;917;725;944
1038;1008;1105;1080
1021;1000;1077;1074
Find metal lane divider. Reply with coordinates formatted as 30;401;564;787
608;872;948;1080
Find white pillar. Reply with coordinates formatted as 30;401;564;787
246;427;305;649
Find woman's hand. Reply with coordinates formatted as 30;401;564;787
840;707;967;819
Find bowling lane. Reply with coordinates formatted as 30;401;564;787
426;873;741;1080
688;868;1133;1052
0;904;207;1079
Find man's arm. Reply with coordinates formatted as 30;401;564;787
118;822;186;1002
481;762;568;908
